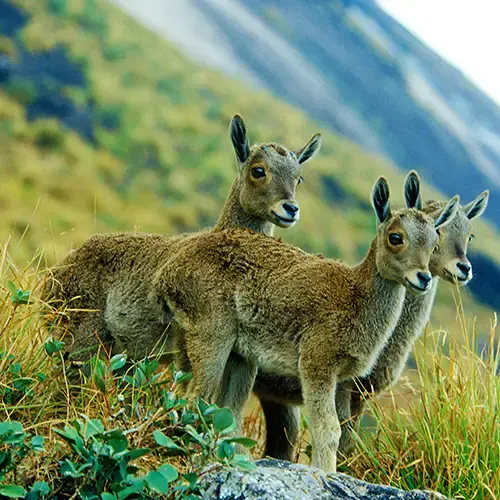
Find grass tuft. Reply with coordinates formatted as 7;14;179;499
343;295;500;499
1;240;499;498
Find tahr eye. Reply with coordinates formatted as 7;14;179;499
298;176;304;185
251;167;266;179
434;243;440;253
469;234;475;242
388;233;404;246
261;145;267;151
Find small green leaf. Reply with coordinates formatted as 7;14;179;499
122;447;150;461
16;289;31;304
129;367;146;387
300;413;309;430
153;430;181;450
30;481;50;494
202;406;218;418
0;484;28;498
218;440;235;460
8;282;31;305
108;437;128;454
231;455;257;471
91;359;107;393
54;425;83;449
183;425;207;446
109;354;127;372
80;486;98;500
183;472;198;488
142;358;159;377
0;450;12;471
81;415;105;441
94;374;106;393
101;493;117;500
44;338;65;356
13;377;35;392
157;463;178;482
174;370;193;384
225;437;257;449
180;410;197;426
60;459;83;478
7;281;16;296
31;435;45;451
103;428;125;440
117;478;145;499
146;471;171;494
0;421;25;444
8;363;21;375
213;407;234;433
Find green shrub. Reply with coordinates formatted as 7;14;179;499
0;421;47;499
47;0;68;15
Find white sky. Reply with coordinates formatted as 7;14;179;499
377;0;500;106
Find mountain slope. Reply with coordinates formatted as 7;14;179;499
112;0;500;232
0;0;498;330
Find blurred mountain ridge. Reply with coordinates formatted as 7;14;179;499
0;0;498;322
112;0;500;228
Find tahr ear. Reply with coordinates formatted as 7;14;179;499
403;170;422;210
434;195;460;230
372;176;391;224
230;114;250;164
294;133;322;165
463;190;489;221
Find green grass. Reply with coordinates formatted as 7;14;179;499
0;0;498;336
0;243;258;498
1;1;500;494
1;241;499;498
342;298;500;499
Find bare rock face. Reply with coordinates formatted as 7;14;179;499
199;459;449;500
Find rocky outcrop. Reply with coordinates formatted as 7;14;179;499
199;459;449;500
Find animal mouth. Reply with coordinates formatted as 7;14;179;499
271;211;296;225
443;269;468;283
405;278;428;293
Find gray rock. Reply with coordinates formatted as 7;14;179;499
199;459;449;500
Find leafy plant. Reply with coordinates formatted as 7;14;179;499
0;421;46;498
0;353;38;406
43;337;65;357
40;356;257;498
54;416;152;499
7;281;31;306
88;353;128;394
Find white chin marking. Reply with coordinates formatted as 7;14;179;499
405;278;427;294
444;268;470;285
271;210;297;228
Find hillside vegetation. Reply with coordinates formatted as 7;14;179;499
0;0;499;497
0;248;498;498
0;0;497;335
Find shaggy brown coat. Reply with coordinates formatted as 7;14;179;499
255;187;489;460
155;174;460;472
42;115;321;367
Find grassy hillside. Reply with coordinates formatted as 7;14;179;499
0;0;497;336
0;245;498;498
0;0;499;497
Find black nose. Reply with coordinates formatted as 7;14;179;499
283;202;299;216
417;272;432;287
456;261;471;277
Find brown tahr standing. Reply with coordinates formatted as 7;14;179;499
156;173;460;472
